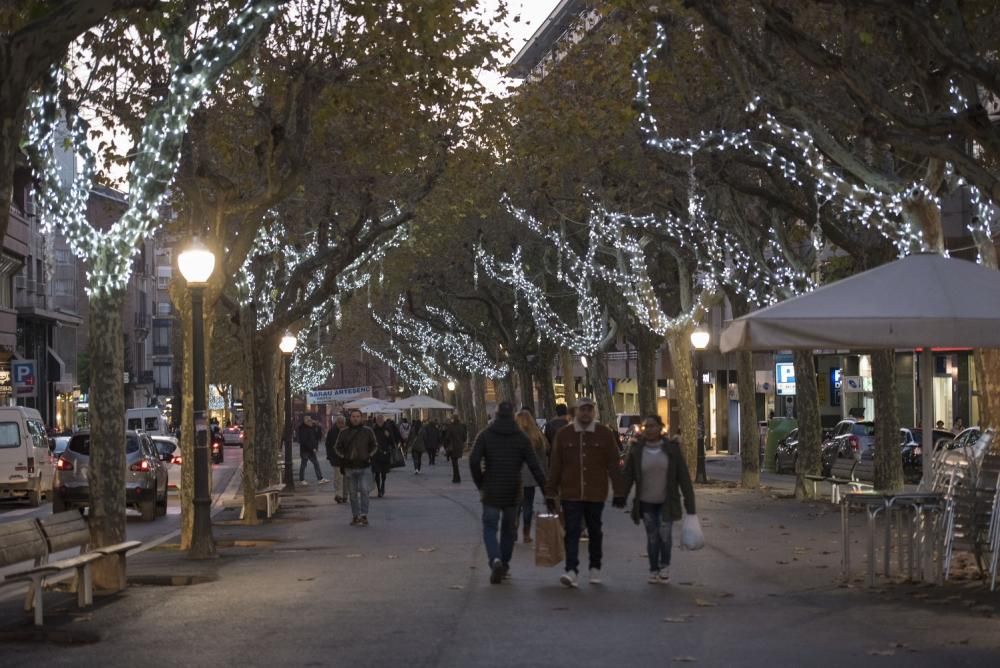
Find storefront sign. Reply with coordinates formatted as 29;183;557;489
307;386;372;404
842;376;872;393
830;368;842;407
12;360;37;398
0;366;10;401
755;370;775;394
775;362;796;396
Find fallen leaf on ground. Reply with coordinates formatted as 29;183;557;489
776;560;790;565
745;547;758;552
663;617;692;623
672;657;697;663
297;577;315;581
417;547;436;553
345;554;362;558
448;585;464;590
867;649;895;656
387;555;399;559
717;592;734;598
694;598;718;608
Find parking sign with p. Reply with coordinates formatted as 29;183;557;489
12;360;37;398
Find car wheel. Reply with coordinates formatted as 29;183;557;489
52;493;67;514
156;485;168;517
140;488;157;521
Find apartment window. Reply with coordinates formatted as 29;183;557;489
156;265;172;290
153;363;171;392
54;249;72;264
53;279;74;297
156;302;172;316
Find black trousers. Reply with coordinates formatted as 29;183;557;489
427;447;437;465
413;450;423;471
373;470;387;495
451;455;461;483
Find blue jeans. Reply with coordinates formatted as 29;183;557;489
640;502;673;572
562;500;604;573
520;486;536;531
345;468;371;517
482;505;517;566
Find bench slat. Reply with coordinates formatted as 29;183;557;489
94;541;141;556
39;512;92;553
0;519;47;568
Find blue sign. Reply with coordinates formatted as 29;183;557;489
831;368;842;407
775;362;796;396
12;360;37;398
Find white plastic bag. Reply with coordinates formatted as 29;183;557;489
680;514;705;550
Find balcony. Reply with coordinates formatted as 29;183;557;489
134;312;152;332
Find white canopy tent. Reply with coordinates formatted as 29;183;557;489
343;397;386;410
359;400;401;415
720;253;1000;482
393;395;455;411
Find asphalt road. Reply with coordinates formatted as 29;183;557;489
2;454;999;667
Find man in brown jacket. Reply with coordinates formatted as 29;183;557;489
544;397;626;588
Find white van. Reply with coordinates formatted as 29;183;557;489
126;408;170;436
0;406;52;506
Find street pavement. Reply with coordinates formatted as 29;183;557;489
2;453;999;667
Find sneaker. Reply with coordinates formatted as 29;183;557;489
490;559;504;585
560;571;579;588
335;496;345;504
657;568;670;584
318;478;330;485
299;480;309;486
360;515;369;527
588;569;602;585
648;572;661;584
350;516;360;526
502;563;511;580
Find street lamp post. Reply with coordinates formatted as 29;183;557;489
690;326;710;484
178;238;216;559
279;332;297;492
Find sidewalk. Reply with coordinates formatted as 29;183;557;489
2;458;999;666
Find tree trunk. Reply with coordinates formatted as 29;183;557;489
559;348;576;408
252;336;280;488
239;304;259;524
635;328;662;419
533;347;557;419
516;365;535;414
496;374;516;405
871;349;902;491
736;349;759;488
589;352;616;430
666;327;697;477
457;374;474;423
174;287;196;549
472;373;489;433
87;290;128;590
793;350;822;499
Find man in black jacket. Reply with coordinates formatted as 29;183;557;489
325;415;346;503
334;409;378;526
297;416;328;486
470;401;546;584
543;404;570;456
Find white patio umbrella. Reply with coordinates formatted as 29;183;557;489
393;395;455;411
720;253;1000;481
343;397;382;409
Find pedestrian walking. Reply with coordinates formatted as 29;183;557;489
372;415;394;497
334;409;378;526
399;417;411;444
470;401;546;584
297;415;329;486
515;409;548;544
325;415;347;503
445;414;469;484
622;415;696;585
543;403;570;456
544;397;626;588
409;419;425;473
424;418;442;465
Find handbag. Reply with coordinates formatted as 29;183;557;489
534;513;565;567
680;513;705;550
389;445;406;469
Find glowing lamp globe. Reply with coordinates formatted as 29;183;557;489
690;328;710;351
447;381;456;391
177;237;216;285
279;333;297;355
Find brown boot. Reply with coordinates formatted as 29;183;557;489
523;529;533;544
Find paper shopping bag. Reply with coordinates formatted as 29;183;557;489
534;513;565;567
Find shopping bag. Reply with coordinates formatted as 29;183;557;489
390;445;406;469
680;514;705;550
534;513;565;567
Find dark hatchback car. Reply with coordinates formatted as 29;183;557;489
774;429;800;474
900;427;964;481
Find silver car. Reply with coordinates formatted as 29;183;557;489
52;430;168;521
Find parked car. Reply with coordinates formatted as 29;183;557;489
51;436;70;458
0;407;52;506
824;419;876;463
900;428;955;482
221;426;244;446
126;408;170;436
53;430;168;521
617;414;641;440
150;435;181;491
774;429;800;474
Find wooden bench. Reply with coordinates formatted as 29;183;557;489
0;517;102;626
38;512;141;593
804;458;858;502
240;484;284;520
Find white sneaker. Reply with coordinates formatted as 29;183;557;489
588;569;602;585
648;572;661;584
299;480;309;486
657;568;670;584
560;571;579;588
318;478;330;484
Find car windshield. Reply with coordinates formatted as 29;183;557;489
69;434;90;455
126;435;140;454
0;422;19;448
153;440;176;456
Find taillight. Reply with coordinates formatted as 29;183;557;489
849;435;860;453
130;459;151;473
27;457;35;474
913;447;923;456
171;455;182;465
56;457;73;471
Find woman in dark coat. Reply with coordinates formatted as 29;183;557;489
371;415;395;497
